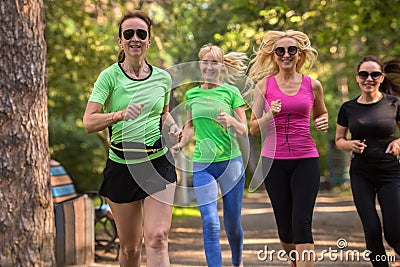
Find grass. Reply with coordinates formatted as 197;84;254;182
172;206;200;219
90;195;200;222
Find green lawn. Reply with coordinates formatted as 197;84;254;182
172;206;200;219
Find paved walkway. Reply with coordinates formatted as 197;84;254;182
90;191;396;267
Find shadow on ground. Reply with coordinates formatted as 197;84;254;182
95;191;395;267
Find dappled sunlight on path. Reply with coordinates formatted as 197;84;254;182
93;191;393;267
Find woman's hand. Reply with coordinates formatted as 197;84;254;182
124;103;144;121
169;123;181;145
216;110;232;130
170;143;181;156
386;140;400;156
314;116;329;132
351;139;367;154
270;100;281;116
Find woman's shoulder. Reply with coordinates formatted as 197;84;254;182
100;62;120;74
305;75;321;88
185;85;201;98
221;82;240;92
255;77;269;94
383;92;400;102
151;65;172;80
341;97;358;108
96;63;121;82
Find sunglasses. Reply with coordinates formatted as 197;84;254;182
357;71;383;80
274;46;298;57
122;29;148;41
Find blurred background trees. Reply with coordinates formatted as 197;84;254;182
46;0;400;192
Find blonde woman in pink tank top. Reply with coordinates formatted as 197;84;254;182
248;30;328;267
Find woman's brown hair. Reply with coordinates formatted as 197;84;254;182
117;11;152;62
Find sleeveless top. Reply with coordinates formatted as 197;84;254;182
261;75;319;159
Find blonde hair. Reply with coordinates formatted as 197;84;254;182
248;30;318;82
199;44;248;83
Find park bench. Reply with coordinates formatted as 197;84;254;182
50;159;119;265
51;159;94;266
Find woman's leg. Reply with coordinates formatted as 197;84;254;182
377;169;400;257
219;157;245;267
351;163;388;267
263;158;296;266
281;241;296;266
263;158;294;245
143;184;175;267
291;158;320;267
193;162;222;267
107;199;143;267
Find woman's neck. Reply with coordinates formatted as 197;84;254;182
201;82;221;89
275;70;300;81
358;91;383;104
121;59;150;79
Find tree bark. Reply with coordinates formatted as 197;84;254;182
0;0;55;266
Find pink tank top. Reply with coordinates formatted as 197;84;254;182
261;75;319;159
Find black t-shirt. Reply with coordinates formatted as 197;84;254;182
337;93;400;160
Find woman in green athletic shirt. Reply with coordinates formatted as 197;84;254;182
172;44;248;267
83;11;179;267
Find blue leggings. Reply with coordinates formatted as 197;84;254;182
193;156;245;267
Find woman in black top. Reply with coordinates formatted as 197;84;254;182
335;56;400;267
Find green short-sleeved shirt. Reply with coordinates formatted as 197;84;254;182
88;63;171;164
184;83;245;163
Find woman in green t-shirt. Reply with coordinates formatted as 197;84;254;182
172;44;248;267
83;11;179;267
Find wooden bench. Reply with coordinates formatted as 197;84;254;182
50;159;94;266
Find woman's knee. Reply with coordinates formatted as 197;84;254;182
225;226;243;241
292;219;313;244
277;225;293;244
145;227;169;250
385;230;400;250
120;239;142;259
224;217;242;239
201;211;220;232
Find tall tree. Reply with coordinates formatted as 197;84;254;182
0;0;55;266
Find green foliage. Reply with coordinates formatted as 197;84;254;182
49;116;106;191
45;0;400;191
172;206;200;219
46;0;122;191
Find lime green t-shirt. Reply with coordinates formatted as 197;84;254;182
88;63;171;164
184;83;245;163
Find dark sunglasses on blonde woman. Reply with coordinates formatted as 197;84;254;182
274;46;298;57
357;71;383;80
123;29;148;41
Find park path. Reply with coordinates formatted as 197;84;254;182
89;190;396;267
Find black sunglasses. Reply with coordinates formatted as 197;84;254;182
274;46;298;57
122;29;148;41
357;71;383;80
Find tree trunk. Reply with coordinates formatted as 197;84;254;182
0;0;55;266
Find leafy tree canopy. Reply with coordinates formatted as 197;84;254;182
46;0;400;190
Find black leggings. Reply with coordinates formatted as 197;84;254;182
350;158;400;267
262;157;320;244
